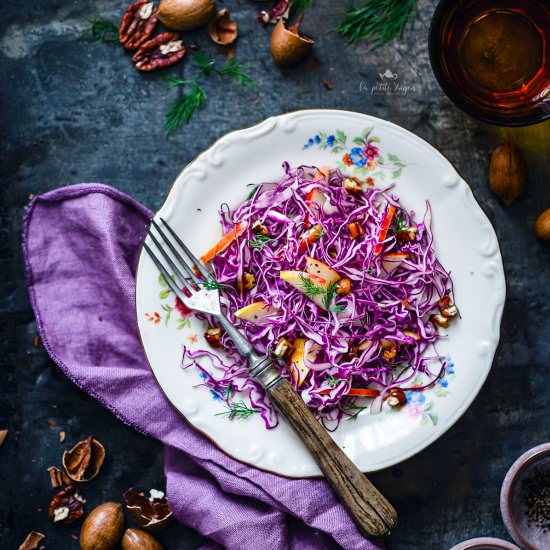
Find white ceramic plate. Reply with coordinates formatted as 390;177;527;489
136;109;505;477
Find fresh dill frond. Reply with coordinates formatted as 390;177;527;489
165;80;206;134
159;75;192;90
218;59;255;89
330;303;347;313
298;274;326;296
215;401;260;420
249;235;276;250
199;275;231;291
87;18;120;45
391;211;408;235
344;402;369;421
326;373;347;386
323;281;339;310
290;0;316;17
193;51;216;75
335;0;418;48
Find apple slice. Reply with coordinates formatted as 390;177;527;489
298;224;323;252
280;270;328;309
305;256;341;285
381;252;409;274
234;301;280;324
289;338;319;387
200;220;248;263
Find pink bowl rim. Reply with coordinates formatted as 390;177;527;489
499;442;550;549
448;536;521;550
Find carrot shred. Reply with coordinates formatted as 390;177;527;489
200;220;248;263
318;388;380;397
373;204;396;256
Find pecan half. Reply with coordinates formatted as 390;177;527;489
48;485;86;525
132;32;187;72
119;0;158;51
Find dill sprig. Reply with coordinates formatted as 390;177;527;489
160;75;192;89
391;211;408;235
336;0;418;48
249;234;276;250
298;274;326;296
165;80;206;134
199;275;231;292
87;18;120;45
247;184;261;200
344;402;369;421
193;51;216;75
290;0;315;17
218;59;254;89
215;401;260;420
326;374;347;387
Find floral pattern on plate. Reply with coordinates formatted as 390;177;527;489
303;127;406;180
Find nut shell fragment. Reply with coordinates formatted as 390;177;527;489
270;17;314;66
62;436;105;482
208;9;238;46
124;488;173;532
122;528;164;550
18;531;45;550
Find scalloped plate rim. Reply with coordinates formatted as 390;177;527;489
135;109;506;477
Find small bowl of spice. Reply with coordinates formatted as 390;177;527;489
500;442;550;550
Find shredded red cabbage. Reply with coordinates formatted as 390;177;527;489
183;164;455;429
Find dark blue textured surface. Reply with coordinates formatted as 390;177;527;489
1;1;549;548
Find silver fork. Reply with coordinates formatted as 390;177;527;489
144;217;397;538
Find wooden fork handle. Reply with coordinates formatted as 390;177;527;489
267;376;397;538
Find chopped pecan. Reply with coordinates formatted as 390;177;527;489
204;327;223;349
259;0;289;26
124;488;173;532
132;32;186;72
251;220;269;236
430;313;450;328
335;277;352;296
386;388;407;407
343;344;358;362
381;339;398;360
348;221;364;240
47;466;70;488
236;272;256;293
274;337;293;360
343;177;363;195
438;294;458;318
119;0;158;50
48;485;85;525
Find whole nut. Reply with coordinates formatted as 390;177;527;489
80;503;125;550
270;17;314;66
489;142;526;206
157;0;214;31
122;528;164;550
535;208;550;241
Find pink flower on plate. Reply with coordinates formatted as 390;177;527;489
175;296;193;318
187;333;198;344
407;405;423;420
366;159;378;171
364;144;379;159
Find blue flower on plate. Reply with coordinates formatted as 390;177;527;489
350;147;367;167
303;137;315;149
327;134;336;147
314;134;321;144
439;378;449;388
210;389;223;401
406;391;426;406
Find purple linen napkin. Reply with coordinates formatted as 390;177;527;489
23;183;384;550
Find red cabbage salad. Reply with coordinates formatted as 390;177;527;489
183;163;458;429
